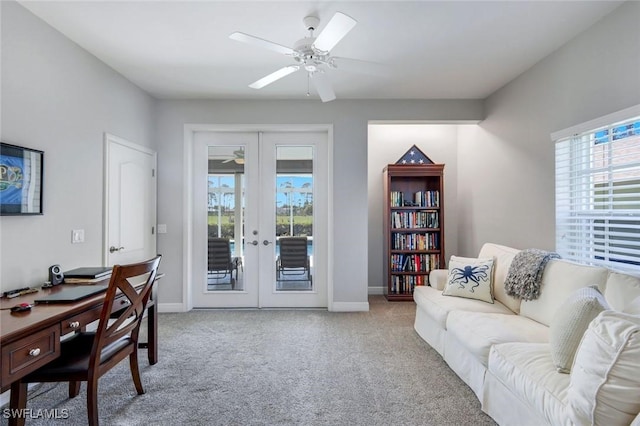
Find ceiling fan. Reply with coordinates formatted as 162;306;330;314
222;149;245;164
229;12;358;102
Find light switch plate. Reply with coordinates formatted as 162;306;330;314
71;229;85;243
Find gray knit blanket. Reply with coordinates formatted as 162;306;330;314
504;248;560;300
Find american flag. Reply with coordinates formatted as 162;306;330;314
396;145;433;165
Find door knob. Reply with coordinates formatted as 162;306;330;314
109;246;124;253
263;240;273;246
249;240;258;246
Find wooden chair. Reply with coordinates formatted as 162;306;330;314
208;238;241;287
10;255;162;426
276;237;311;282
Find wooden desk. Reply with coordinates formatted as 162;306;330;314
0;279;158;394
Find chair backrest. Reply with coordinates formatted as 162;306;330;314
279;237;308;268
91;255;161;365
208;238;232;271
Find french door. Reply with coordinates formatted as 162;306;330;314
190;129;328;308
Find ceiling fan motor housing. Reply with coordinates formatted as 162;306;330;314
293;37;333;70
303;15;320;32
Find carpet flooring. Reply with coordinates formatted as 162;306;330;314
3;296;496;425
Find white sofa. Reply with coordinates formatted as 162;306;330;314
413;243;640;426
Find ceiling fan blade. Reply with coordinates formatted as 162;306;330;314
310;72;336;103
229;32;295;56
249;65;300;89
313;12;357;52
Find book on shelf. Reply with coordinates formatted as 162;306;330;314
391;232;440;250
390;274;428;294
390;253;440;273
390;190;440;208
390;211;438;229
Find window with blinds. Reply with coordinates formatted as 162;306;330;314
555;116;640;272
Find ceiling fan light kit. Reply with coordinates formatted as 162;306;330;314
229;12;357;102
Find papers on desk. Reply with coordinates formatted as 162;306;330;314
64;277;108;284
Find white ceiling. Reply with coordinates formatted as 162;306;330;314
20;1;623;101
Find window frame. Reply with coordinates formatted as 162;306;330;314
554;105;640;273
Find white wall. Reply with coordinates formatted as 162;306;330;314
367;124;464;292
154;100;483;307
457;1;640;256
0;2;155;290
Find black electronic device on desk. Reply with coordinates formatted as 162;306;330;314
63;267;112;279
34;285;108;304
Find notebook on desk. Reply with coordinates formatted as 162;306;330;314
63;267;112;279
34;285;109;304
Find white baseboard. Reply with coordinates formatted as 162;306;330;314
368;286;384;295
330;302;369;312
158;303;185;313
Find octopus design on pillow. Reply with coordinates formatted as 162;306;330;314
449;264;490;292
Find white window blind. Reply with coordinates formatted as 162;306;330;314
556;115;640;272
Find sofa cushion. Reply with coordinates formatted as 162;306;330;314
478;243;522;313
428;269;449;290
625;296;640;315
488;342;570;425
549;285;609;373
604;271;640;311
443;256;494;303
519;260;608;326
567;310;640;426
446;311;549;366
413;286;513;330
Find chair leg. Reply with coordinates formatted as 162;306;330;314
69;381;81;398
129;350;145;395
86;377;99;426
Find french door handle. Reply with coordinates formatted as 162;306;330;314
263;240;273;246
109;246;124;253
249;240;259;246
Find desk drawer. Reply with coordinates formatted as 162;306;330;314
61;296;131;334
61;306;101;334
1;325;60;387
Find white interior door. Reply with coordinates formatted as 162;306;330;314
104;133;157;266
190;129;328;308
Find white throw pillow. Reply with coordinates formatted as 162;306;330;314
567;310;640;426
549;285;609;373
624;296;640;316
442;256;494;304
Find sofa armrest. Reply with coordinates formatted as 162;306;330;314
429;269;449;290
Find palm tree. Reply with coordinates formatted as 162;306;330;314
280;181;293;235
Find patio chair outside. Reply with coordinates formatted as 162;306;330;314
208;237;241;288
277;236;311;283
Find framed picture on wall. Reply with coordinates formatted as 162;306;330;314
0;142;44;215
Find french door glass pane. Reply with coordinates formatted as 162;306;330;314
207;146;245;291
275;146;313;291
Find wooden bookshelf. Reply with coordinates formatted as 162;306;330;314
383;164;445;301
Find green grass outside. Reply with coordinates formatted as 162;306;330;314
208;214;312;226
